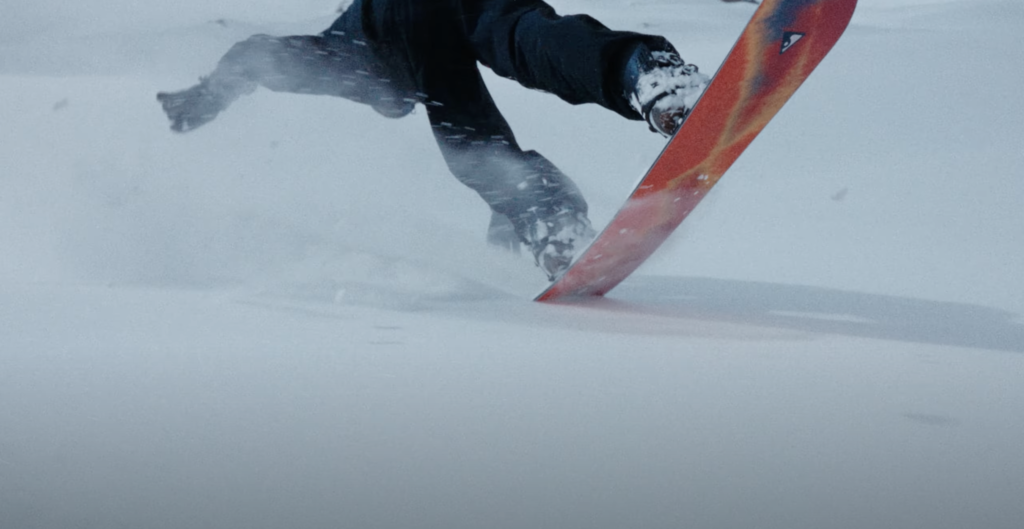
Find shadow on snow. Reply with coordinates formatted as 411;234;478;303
567;276;1024;353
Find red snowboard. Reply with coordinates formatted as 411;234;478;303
537;0;857;302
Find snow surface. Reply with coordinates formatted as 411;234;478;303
2;0;1023;528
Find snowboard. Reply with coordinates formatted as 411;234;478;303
536;0;857;302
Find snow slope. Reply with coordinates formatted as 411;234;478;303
2;1;1023;528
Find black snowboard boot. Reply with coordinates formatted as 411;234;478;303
516;207;596;281
490;208;595;280
623;43;710;137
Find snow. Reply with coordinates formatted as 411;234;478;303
2;1;1023;528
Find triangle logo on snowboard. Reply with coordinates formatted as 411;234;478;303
781;31;805;54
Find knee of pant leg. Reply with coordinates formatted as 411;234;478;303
225;34;281;56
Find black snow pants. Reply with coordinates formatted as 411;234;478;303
210;0;672;239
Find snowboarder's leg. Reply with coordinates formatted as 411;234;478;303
360;0;595;277
157;8;412;132
423;67;594;278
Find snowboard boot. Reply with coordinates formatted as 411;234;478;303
623;43;710;137
517;208;596;281
157;75;256;133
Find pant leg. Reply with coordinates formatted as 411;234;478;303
360;0;589;232
424;64;588;225
463;0;676;120
204;8;414;118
